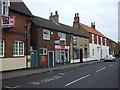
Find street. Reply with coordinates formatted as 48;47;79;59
2;60;119;88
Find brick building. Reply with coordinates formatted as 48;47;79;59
30;11;89;68
73;13;109;61
0;1;32;71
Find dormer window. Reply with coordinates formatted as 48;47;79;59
0;0;10;16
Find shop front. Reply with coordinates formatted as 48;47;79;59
55;45;70;65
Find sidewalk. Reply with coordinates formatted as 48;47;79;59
1;60;103;80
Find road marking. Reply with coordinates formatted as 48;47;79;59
96;67;106;72
65;74;90;87
4;85;21;88
109;64;114;67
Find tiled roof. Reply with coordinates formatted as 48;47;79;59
31;16;89;38
10;1;32;16
80;23;106;37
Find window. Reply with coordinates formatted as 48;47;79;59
101;37;102;45
97;35;99;44
92;34;94;44
58;33;66;40
0;39;5;57
84;48;88;58
39;48;47;55
0;0;9;16
73;48;79;59
43;30;50;40
0;1;2;14
92;49;94;56
73;36;77;44
13;41;24;56
105;38;106;46
58;32;66;45
84;38;87;46
55;49;61;63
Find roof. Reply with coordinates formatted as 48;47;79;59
80;23;106;38
10;1;32;16
31;16;89;38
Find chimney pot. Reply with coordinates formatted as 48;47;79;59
91;22;95;29
55;11;58;15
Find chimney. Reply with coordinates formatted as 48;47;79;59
91;22;95;29
73;13;80;29
49;11;59;23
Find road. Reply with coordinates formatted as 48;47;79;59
2;60;119;88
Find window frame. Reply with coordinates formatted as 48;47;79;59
73;48;79;59
58;32;66;45
43;29;50;40
0;0;9;16
92;34;94;44
73;36;77;45
13;40;24;56
39;48;47;55
84;38;87;46
0;39;5;57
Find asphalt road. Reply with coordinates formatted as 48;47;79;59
2;60;119;88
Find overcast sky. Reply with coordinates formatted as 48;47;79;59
22;0;119;42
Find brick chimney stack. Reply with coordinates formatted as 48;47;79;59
91;22;95;29
49;11;59;23
73;13;80;29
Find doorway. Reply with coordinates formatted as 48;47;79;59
48;51;54;67
80;49;83;63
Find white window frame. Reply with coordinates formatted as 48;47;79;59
92;34;94;44
58;32;66;40
13;41;24;56
101;37;103;45
58;32;66;45
97;35;99;44
43;29;50;40
0;0;10;16
105;38;106;46
39;48;47;55
84;38;87;46
73;36;77;44
0;39;5;57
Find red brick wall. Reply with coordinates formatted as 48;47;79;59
102;37;105;45
106;38;109;46
89;33;92;43
2;9;31;58
30;25;71;67
94;34;97;44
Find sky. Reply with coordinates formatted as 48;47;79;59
22;0;119;42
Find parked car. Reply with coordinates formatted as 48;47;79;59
103;55;116;62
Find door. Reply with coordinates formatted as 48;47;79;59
31;50;38;68
80;49;83;63
48;51;54;67
61;49;65;65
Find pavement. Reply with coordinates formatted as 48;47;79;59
1;60;103;80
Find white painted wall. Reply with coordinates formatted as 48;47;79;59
0;56;31;71
89;43;109;61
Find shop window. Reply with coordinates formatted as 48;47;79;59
43;29;50;40
73;48;79;59
39;48;47;55
55;49;61;63
13;41;24;56
0;39;5;57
